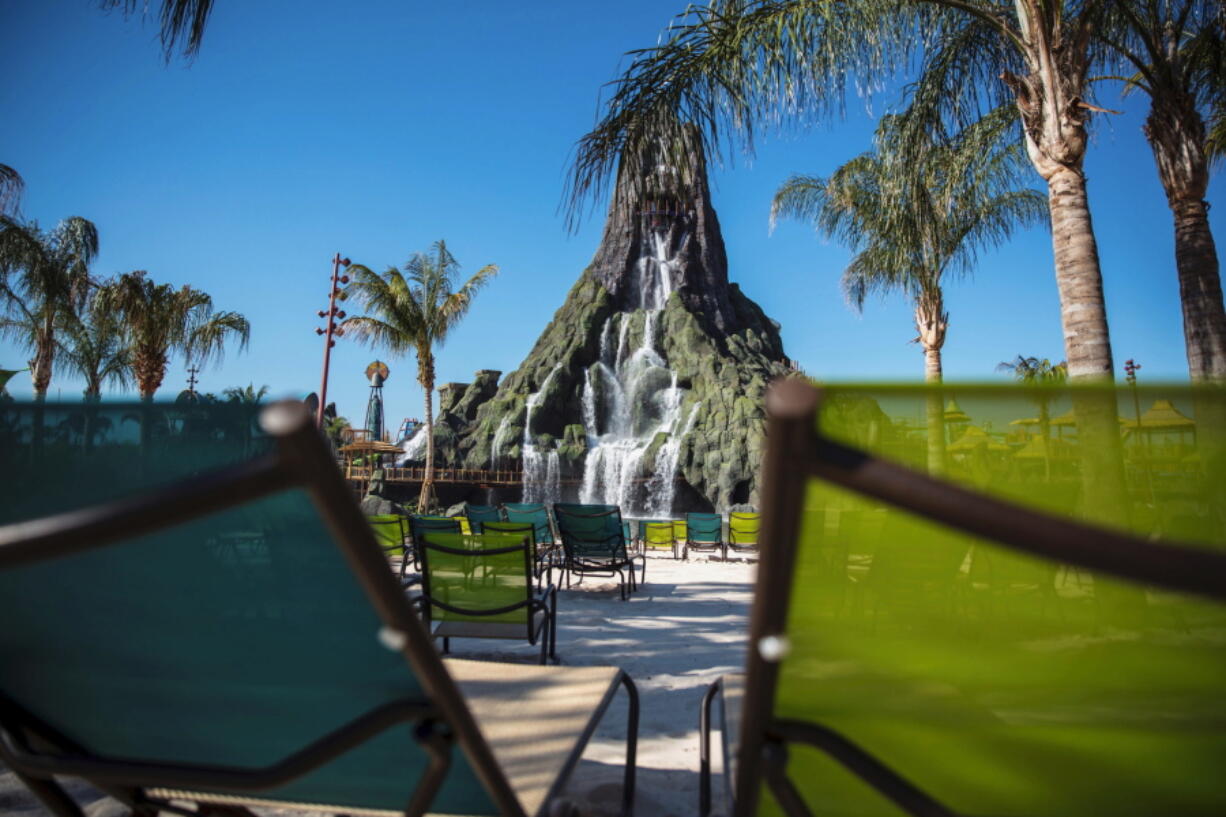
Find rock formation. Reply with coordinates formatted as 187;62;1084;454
406;137;790;514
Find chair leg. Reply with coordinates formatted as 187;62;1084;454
619;673;640;817
442;636;450;654
549;589;559;661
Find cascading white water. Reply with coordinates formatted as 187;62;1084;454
645;401;700;517
396;427;427;466
522;365;562;505
578;227;693;515
489;414;513;467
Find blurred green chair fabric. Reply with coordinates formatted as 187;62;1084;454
727;511;760;556
418;530;558;664
367;513;414;584
701;381;1226;817
0;400;639;817
684;512;725;561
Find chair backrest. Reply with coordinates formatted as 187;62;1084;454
554;504;627;560
642;522;675;549
735;381;1226;817
418;531;534;626
728;511;760;545
686;512;722;544
367;513;407;556
481;522;539;562
671;518;687;541
409;514;462;548
464;504;504;532
0;400;522;816
502;502;554;545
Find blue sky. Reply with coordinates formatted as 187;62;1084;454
3;1;1223;428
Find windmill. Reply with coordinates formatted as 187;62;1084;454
364;361;389;442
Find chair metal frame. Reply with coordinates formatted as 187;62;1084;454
0;401;639;817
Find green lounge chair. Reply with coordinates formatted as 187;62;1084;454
417;531;558;665
464;503;504;533
641;519;681;559
684;512;725;561
727;511;760;557
554;503;645;601
0;400;639;817
700;381;1226;817
481;520;557;584
367;512;415;584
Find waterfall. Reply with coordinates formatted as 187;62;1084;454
396;426;427;466
646;400;700;517
578;228;688;515
489;414;513;468
522;365;562;504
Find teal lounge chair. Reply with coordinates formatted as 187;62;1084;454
464;503;504;533
0;400;638;817
553;503;645;600
700;380;1226;817
684;512;724;561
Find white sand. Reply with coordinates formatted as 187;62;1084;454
0;553;755;817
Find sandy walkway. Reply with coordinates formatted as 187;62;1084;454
0;554;755;817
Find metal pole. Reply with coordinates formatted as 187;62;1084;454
316;253;350;428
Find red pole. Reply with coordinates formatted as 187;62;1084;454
316;252;350;428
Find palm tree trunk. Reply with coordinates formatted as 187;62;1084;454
1170;198;1226;380
915;292;947;475
1003;42;1113;379
417;357;436;513
1046;166;1114;378
1144;92;1226;381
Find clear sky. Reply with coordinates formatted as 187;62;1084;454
3;1;1223;429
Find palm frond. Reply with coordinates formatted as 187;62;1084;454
0;164;23;216
99;0;215;61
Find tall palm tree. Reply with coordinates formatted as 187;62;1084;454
58;293;132;399
0;216;98;399
566;0;1119;379
95;270;250;400
342;240;498;512
772;105;1046;383
1097;1;1225;381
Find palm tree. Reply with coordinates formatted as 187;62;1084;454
58;293;132;399
342;240;498;512
774;105;1045;475
998;354;1068;478
95;270;250;400
772;105;1046;383
99;0;214;60
223;383;269;404
0;164;22;216
1096;2;1225;381
566;0;1120;379
0;216;98;399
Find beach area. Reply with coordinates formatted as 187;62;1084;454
0;553;755;817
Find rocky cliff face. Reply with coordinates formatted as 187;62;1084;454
412;140;790;514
